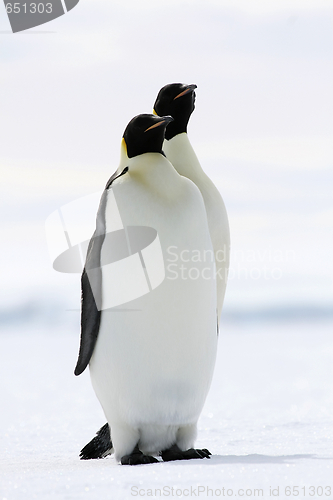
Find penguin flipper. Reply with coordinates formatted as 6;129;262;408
74;265;102;376
74;167;129;376
74;211;106;376
80;423;113;460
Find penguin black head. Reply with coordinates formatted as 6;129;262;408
153;83;197;141
123;114;174;158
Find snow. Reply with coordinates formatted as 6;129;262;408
1;319;332;499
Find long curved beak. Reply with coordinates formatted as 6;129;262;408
174;84;197;100
144;115;174;132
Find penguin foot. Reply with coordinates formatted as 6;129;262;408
79;423;113;460
161;444;211;462
121;445;159;466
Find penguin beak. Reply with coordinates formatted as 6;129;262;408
174;84;197;100
144;115;174;132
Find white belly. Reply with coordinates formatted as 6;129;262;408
89;157;217;455
90;271;217;426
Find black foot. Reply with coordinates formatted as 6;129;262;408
80;423;113;460
121;445;159;465
161;444;212;462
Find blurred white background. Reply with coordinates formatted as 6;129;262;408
0;0;332;322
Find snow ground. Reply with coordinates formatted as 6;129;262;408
0;319;332;500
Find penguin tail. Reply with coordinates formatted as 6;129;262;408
79;423;113;460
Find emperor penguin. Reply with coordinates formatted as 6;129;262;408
79;85;231;461
76;114;218;465
153;83;230;323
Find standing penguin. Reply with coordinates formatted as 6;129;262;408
80;85;231;460
76;114;217;465
153;83;230;322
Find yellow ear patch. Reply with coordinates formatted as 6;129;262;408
121;137;127;154
152;109;158;116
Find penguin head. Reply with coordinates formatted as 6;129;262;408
123;114;174;158
153;83;197;140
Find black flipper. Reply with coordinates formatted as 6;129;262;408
74;167;129;376
80;423;113;460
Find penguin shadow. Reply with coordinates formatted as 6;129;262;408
162;453;331;466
